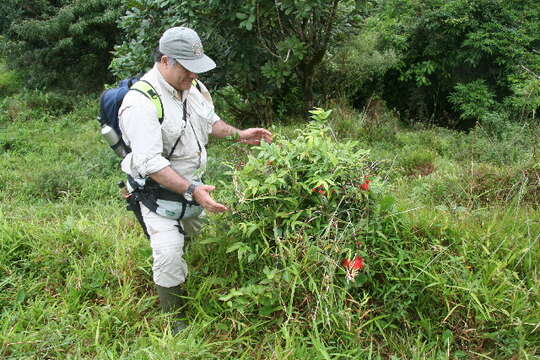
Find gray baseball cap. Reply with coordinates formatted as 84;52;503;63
159;26;216;74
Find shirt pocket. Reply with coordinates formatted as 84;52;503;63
161;115;188;156
190;114;210;146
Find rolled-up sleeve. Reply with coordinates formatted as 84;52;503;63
201;101;221;132
119;92;170;178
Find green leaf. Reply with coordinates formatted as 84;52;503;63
16;289;26;304
236;12;248;20
226;242;246;253
259;305;282;316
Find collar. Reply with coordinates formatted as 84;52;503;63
151;64;188;101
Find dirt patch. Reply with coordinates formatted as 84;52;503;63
409;162;436;177
521;169;540;205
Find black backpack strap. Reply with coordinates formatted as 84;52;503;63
126;195;150;239
167;99;187;159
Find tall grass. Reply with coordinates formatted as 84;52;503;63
1;87;539;359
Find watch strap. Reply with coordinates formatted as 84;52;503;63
185;183;196;196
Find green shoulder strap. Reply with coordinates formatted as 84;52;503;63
130;80;164;124
192;79;201;92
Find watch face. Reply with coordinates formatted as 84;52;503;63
184;184;195;202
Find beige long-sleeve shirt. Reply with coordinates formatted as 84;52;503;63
119;65;220;182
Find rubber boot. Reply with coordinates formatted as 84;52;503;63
156;284;188;334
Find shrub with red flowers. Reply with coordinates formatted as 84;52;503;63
211;108;390;319
206;108;460;335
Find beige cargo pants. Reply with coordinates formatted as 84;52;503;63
140;203;205;287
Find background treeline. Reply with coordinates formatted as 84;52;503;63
1;0;539;128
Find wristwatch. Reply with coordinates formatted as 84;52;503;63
184;183;197;202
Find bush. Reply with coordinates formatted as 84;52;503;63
0;90;83;123
203;109;456;331
370;0;540;127
448;80;496;127
398;147;437;177
3;0;123;91
22;90;80;115
0;60;21;97
319;30;399;104
0;0;22;35
210;109;380;316
507;75;540;120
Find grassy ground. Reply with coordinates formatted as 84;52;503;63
0;86;539;359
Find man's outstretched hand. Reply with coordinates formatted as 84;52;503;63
238;128;273;145
193;185;229;213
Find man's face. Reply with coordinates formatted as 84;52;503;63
160;56;197;91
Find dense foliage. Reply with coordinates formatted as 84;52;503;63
2;0;538;126
110;0;539;126
214;109;381;317
0;0;21;34
111;0;363;121
369;0;540;127
2;0;122;91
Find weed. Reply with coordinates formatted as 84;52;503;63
0;67;20;97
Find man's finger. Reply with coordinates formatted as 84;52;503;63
208;202;229;213
262;134;272;143
256;128;272;143
200;185;216;192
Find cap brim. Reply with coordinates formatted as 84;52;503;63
178;55;216;74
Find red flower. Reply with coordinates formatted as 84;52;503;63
359;178;370;191
342;256;364;270
312;186;326;195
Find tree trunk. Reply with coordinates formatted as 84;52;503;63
303;68;314;114
301;49;326;116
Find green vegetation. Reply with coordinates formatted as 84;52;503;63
1;69;539;358
1;0;122;90
109;0;539;125
1;0;538;126
1;0;539;357
112;0;362;120
371;0;540;127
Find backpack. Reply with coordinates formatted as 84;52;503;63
98;77;164;158
98;77;202;158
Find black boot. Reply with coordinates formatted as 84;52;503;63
156;284;188;334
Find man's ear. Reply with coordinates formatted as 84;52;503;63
160;55;170;66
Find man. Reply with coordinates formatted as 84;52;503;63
118;26;272;331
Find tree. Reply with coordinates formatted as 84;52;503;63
369;0;540;127
3;0;123;91
111;0;364;122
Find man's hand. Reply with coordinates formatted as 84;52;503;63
193;185;229;213
238;128;273;145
